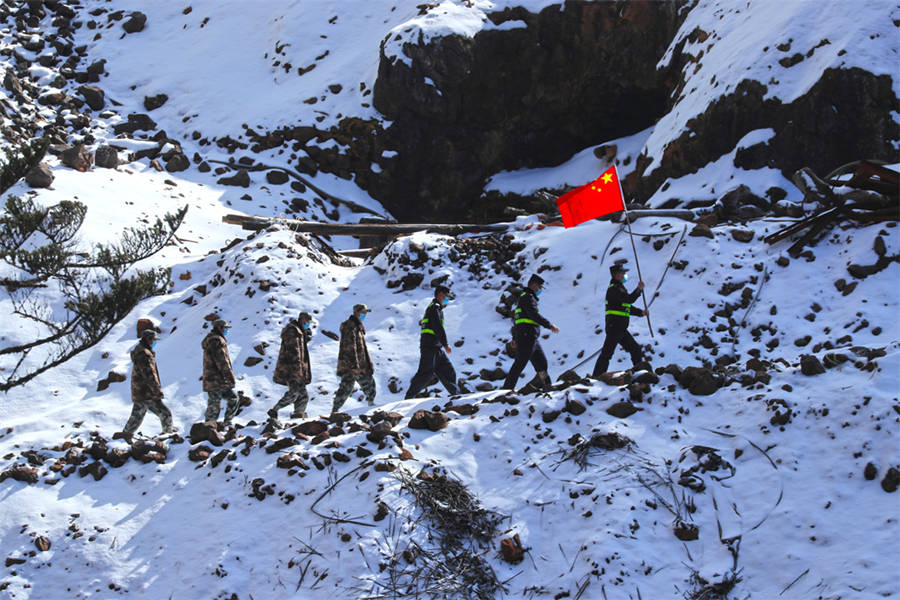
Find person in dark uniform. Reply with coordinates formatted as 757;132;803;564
502;274;559;391
592;263;649;377
405;286;459;399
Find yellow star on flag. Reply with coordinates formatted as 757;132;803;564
601;172;614;185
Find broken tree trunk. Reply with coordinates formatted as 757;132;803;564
222;214;510;236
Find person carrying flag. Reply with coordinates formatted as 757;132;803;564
502;274;559;392
404;285;459;399
592;263;649;377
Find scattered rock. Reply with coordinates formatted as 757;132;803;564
34;536;51;552
606;401;638;419
113;113;157;135
689;223;714;239
730;229;754;243
189;422;223;446
563;399;586;416
77;84;105;110
25;162;54;188
60;144;93;172
408;409;450;431
265;170;289;185
881;467;899;493
541;409;561;423
78;461;108;481
122;11;147;33
678;367;724;396
188;445;213;461
144;93;168;111
293;420;328;437
479;367;506;381
799;354;825;376
218;169;251;187
0;465;39;484
94;145;119;168
864;462;878;481
243;356;263;367
500;534;525;563
165;153;190;173
673;519;699;541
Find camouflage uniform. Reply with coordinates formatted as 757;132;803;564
124;341;174;435
270;321;312;417
332;314;376;411
202;331;239;423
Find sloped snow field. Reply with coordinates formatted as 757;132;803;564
1;0;898;599
1;195;897;598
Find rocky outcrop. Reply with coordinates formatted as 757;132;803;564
630;68;900;202
370;1;686;220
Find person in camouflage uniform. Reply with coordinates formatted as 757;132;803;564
121;329;175;436
202;319;239;424
268;312;313;420
331;303;376;413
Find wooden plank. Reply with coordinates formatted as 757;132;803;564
222;214;510;236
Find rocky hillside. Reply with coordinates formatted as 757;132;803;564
0;1;898;599
2;0;897;222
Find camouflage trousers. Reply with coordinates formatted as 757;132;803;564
123;396;174;435
205;387;240;423
271;382;309;416
332;373;376;412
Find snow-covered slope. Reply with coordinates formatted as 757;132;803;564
1;1;898;599
1;200;898;598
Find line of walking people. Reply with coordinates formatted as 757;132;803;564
118;267;648;438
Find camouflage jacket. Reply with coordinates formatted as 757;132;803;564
130;342;163;403
201;332;236;392
273;321;311;385
336;315;373;376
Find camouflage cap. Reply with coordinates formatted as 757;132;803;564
353;303;372;314
213;319;231;330
140;328;159;341
298;311;312;321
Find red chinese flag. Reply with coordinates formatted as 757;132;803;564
556;165;625;228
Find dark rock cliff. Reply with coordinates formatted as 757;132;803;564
371;1;687;220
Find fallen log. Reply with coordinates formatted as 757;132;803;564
222;214;510;236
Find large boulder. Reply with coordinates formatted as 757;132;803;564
77;85;105;110
25;162;53;187
60;144;93;172
94;145;119;169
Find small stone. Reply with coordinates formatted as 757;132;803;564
122;11;147;33
689;223;714;239
144;93;168;111
94;145;119;168
864;462;878;481
730;229;754;243
882;467;899;493
34;537;51;552
606;401;638;419
799;354;825;376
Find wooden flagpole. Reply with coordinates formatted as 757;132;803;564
614;166;654;338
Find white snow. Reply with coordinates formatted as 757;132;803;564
0;1;898;599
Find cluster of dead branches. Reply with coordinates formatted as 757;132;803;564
353;467;507;599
